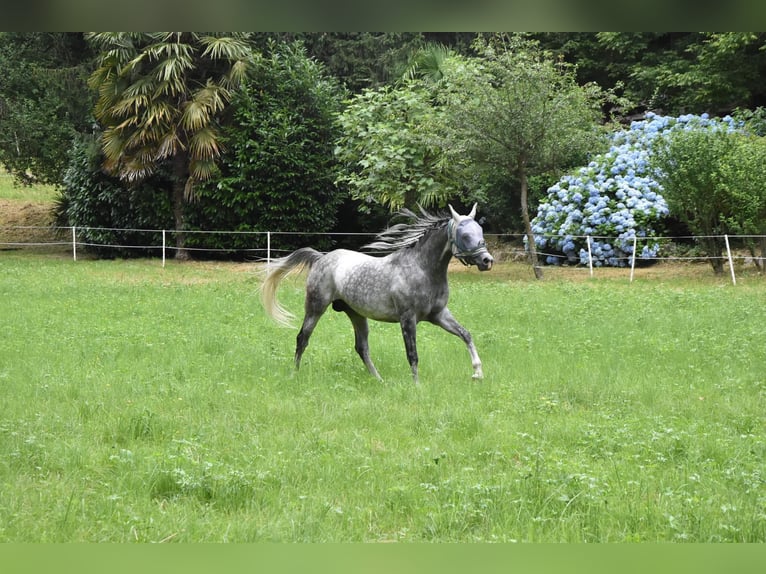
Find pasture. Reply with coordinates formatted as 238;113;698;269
1;253;764;542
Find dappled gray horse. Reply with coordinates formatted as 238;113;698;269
261;204;494;383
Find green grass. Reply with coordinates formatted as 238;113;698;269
1;254;764;542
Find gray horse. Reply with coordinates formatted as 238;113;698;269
261;204;494;383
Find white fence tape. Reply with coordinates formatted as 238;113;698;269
2;225;765;284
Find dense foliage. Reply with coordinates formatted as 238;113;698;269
189;43;344;254
335;37;611;235
436;37;612;278
86;32;256;259
335;83;457;211
7;32;766;267
58;44;344;259
57;136;173;258
535;33;766;116
652;115;766;273
0;33;94;185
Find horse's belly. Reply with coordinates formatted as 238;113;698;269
325;250;441;323
331;258;398;321
342;278;441;323
349;300;400;322
344;287;400;322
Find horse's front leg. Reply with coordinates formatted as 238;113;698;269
429;307;483;379
399;313;419;384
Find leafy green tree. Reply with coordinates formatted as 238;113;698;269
335;82;463;211
651;122;742;274
402;42;455;84
86;32;254;259
0;32;94;185
718;132;766;271
592;32;766;115
280;33;476;92
189;42;344;254
438;35;611;279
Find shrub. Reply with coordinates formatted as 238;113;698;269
188;42;344;256
652;115;762;274
57;136;173;258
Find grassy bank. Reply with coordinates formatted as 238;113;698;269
0;168;60;247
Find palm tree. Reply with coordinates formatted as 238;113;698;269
402;42;453;84
86;32;254;259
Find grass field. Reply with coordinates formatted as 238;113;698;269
1;252;764;542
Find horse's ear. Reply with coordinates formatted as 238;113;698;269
468;203;477;219
448;204;461;223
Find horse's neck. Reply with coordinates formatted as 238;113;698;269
413;225;452;274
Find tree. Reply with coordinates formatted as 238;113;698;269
0;32;94;185
279;33;476;92
590;33;766;115
402;42;454;84
86;32;254;259
715;128;766;272
651;120;742;274
189;42;344;254
334;82;463;211
439;35;611;278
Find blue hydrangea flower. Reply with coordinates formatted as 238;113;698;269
528;113;740;267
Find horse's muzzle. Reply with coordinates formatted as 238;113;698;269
476;251;494;271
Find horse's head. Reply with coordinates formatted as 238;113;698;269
448;204;494;271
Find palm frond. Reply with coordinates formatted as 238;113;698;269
144;39;194;66
156;132;181;159
101;128;128;164
181;83;228;132
129;99;174;128
150;81;177;100
180;100;209;134
403;43;454;84
199;35;252;61
189;157;218;183
121;152;156;181
188;126;223;161
113;94;149;118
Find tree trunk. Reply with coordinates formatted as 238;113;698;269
519;161;543;280
171;154;191;261
703;236;723;275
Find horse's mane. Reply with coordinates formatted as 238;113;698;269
363;206;448;254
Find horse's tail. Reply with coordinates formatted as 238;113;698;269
260;247;323;328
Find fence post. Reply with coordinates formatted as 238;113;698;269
162;230;166;268
724;234;736;285
630;236;637;283
586;235;593;277
266;231;271;267
72;226;77;261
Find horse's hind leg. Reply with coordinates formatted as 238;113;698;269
429;307;483;379
295;295;330;371
342;306;382;380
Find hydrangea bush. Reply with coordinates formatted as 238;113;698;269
530;112;738;267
